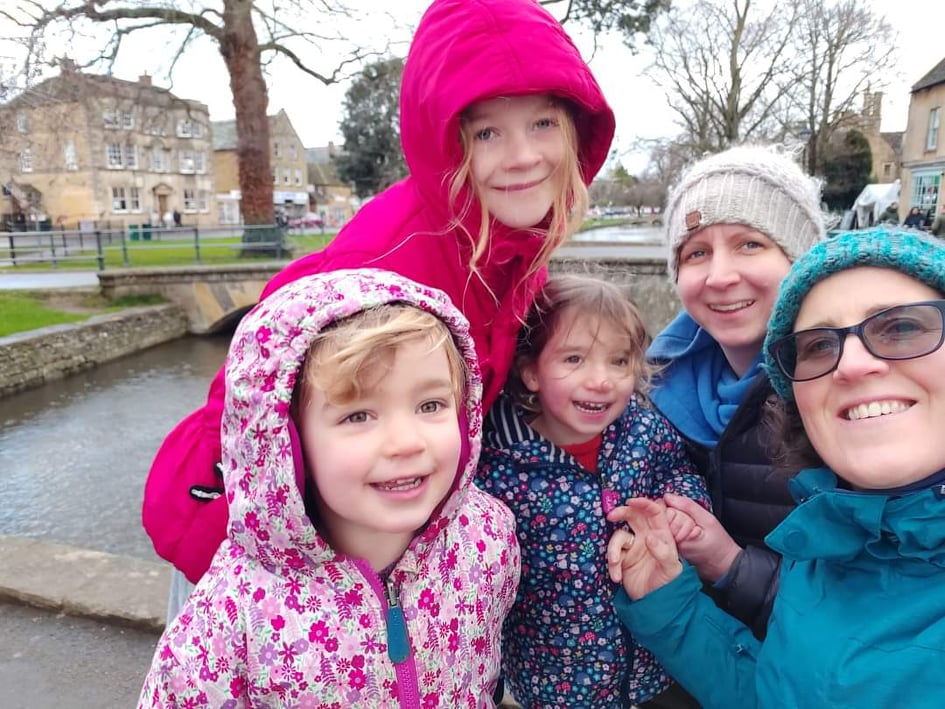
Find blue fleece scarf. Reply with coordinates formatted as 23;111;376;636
648;311;763;448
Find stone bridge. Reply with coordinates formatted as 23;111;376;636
97;251;680;335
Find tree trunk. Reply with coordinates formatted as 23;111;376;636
220;0;273;227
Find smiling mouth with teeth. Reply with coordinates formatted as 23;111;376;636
575;401;608;413
710;300;753;312
374;477;423;492
844;401;911;421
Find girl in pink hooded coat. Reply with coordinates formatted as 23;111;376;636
140;269;520;707
143;0;615;589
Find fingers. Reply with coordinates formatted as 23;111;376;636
606;529;635;583
664;493;714;523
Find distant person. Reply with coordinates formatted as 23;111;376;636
903;206;925;228
931;204;945;238
172;209;182;228
162;210;173;229
608;228;945;708
877;200;899;225
139;269;520;705
478;274;709;708
142;0;615;626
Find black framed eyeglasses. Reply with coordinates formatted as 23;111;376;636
770;300;945;383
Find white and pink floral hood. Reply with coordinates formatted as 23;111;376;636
140;269;520;708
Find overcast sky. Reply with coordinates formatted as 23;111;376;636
6;0;945;174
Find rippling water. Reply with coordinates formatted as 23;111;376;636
0;335;230;561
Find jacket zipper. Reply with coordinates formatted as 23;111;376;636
357;560;421;708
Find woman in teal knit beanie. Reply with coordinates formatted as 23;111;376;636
606;228;945;707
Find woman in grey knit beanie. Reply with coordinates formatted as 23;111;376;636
642;145;825;689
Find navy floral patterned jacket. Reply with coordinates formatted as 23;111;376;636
477;392;710;708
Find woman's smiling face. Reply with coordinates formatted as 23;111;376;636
792;266;945;489
676;224;791;377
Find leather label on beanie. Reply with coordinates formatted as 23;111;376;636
685;210;702;231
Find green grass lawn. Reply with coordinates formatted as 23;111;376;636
0;292;91;336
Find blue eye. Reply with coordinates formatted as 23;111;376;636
474;127;495;141
343;411;368;424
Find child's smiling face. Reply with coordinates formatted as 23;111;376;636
299;336;461;563
521;309;638;446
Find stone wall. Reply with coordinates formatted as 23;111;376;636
0;304;188;397
551;255;680;334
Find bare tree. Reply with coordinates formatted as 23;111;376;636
1;1;393;226
645;0;801;152
542;0;671;43
791;0;896;175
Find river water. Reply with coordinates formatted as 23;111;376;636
0;335;230;562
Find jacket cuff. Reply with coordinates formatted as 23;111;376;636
712;546;780;636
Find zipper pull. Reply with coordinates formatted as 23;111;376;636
385;577;409;664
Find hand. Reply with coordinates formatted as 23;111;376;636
606;498;683;600
663;493;742;583
665;506;701;543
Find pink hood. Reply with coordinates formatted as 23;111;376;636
223;269;483;571
401;0;615;215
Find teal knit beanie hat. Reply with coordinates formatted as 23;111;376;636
764;227;945;401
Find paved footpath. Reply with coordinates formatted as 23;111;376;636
0;536;169;708
0;270;100;289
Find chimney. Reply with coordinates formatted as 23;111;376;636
139;73;152;87
59;57;77;74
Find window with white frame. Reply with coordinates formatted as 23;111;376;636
104;111;120;129
177;119;204;138
283;168;290;185
273;141;281;158
121;111;134;129
125;143;138;169
20;148;33;172
16;113;28;133
198;189;209;212
290;143;297;160
911;172;941;213
64;141;77;170
179;150;195;173
273;171;278;184
151;147;166;173
194;151;206;174
927;108;941;151
112;186;128;212
183;188;197;211
106;142;123;169
130;187;141;212
294;168;302;185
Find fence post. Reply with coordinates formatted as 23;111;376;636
95;230;105;271
120;227;129;267
8;233;16;267
193;226;201;264
48;232;58;268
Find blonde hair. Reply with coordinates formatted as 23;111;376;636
508;274;655;413
296;304;466;410
448;97;588;283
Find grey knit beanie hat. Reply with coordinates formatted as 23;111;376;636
664;145;826;281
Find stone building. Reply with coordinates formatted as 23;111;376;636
305;143;357;228
212;109;308;224
900;56;945;223
0;60;216;231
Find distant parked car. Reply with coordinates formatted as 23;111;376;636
289;212;324;229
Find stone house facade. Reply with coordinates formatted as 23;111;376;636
305;143;356;227
0;60;216;231
212;109;308;224
900;56;945;223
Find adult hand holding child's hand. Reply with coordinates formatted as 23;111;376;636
606;499;683;600
663;493;742;583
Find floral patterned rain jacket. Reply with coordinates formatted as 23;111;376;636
139;269;520;708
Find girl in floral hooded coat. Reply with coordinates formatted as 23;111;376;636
139;269;520;707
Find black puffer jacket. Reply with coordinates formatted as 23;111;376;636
670;374;794;638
